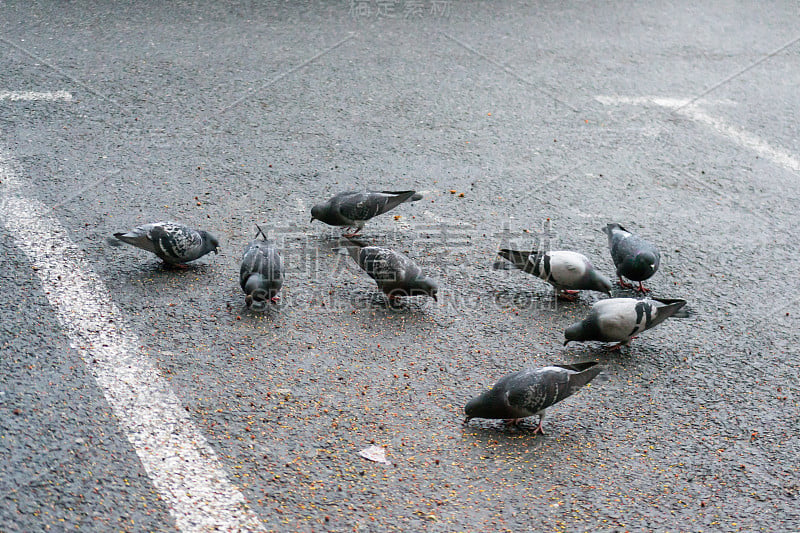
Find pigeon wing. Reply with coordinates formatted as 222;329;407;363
337;191;417;222
149;222;203;263
506;367;569;416
543;251;590;288
358;246;420;286
593;298;643;341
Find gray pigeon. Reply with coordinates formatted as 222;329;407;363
496;249;612;300
310;190;423;236
240;225;284;309
114;221;219;265
343;240;438;303
603;223;660;293
464;362;603;434
564;297;689;349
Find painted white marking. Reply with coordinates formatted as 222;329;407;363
594;95;736;108
0;150;265;533
678;106;800;173
595;95;692;108
596;95;800;174
0;90;73;101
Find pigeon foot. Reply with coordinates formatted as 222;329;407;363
617;277;633;289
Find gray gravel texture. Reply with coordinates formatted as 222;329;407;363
1;1;799;532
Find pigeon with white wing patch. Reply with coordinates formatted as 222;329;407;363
564;297;689;349
496;248;612;300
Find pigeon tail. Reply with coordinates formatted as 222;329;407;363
377;190;420;212
113;231;157;253
558;362;603;393
337;237;367;263
497;249;538;272
492;260;516;270
652;297;690;318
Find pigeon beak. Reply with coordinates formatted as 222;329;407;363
310;217;315;223
463;416;472;424
432;294;438;302
563;339;570;346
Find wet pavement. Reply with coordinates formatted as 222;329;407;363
1;1;799;531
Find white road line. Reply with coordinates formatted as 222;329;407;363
595;95;736;108
595;95;694;108
0;90;73;101
678;106;800;173
0;150;265;533
596;95;800;174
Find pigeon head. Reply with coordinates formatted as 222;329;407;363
464;389;501;421
563;322;590;346
200;231;220;254
310;204;326;224
410;277;439;301
244;274;265;303
588;270;613;295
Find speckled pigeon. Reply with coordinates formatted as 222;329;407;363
603;223;660;293
240;225;284;309
496;249;612;300
344;240;438;303
464;362;603;434
310;190;423;236
564;297;689;349
114;221;219;265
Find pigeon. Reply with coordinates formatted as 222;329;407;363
564;297;689;349
496;249;612;300
464;362;603;434
240;225;284;309
603;223;660;293
113;221;219;265
310;190;423;236
343;240;438;303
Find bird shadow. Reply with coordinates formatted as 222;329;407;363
489;287;591;315
463;418;543;434
113;260;215;287
562;343;636;366
344;288;431;313
224;293;288;319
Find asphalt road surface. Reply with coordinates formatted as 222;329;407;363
2;1;799;532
